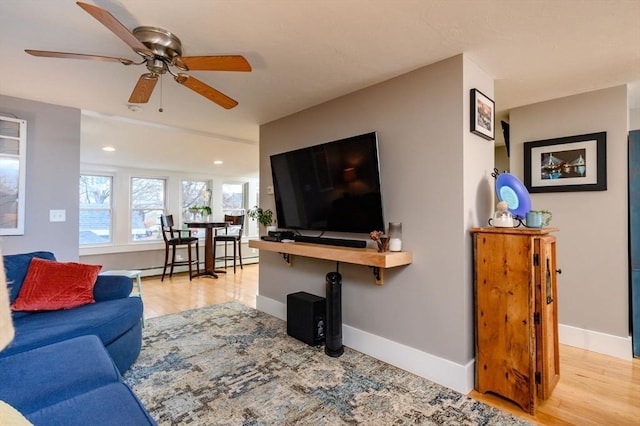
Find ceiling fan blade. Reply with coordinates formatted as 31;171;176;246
76;1;152;57
174;74;238;109
128;73;158;103
25;49;134;65
176;55;252;72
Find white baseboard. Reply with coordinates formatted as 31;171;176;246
255;295;474;394
138;257;259;278
255;296;634;396
256;294;287;320
559;323;632;360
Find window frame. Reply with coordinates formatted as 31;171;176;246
0;116;27;235
79;174;114;246
130;176;166;243
222;181;248;216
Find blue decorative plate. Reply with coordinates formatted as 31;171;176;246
495;173;532;219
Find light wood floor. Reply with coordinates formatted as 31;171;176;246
139;266;640;425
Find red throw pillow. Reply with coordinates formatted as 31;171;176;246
11;258;102;311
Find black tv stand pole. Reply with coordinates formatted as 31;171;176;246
325;270;344;357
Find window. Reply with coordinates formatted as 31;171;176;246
0;116;26;235
182;179;210;237
222;183;246;215
131;177;165;241
182;179;210;216
79;175;112;244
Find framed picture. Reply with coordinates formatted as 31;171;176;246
524;132;607;193
470;88;495;140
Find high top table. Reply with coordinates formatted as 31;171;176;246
185;221;229;278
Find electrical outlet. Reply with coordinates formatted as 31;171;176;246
49;209;66;222
267;185;274;195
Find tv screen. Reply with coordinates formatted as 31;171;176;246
270;132;384;234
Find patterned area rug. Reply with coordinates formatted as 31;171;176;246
123;302;529;425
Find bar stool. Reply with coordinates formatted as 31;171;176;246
160;214;200;281
213;214;244;273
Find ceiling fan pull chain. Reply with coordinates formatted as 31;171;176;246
159;74;164;113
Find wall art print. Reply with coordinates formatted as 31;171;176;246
523;132;607;193
470;88;495;140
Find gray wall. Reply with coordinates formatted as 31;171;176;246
0;95;80;260
631;107;640;130
258;54;494;366
510;85;629;338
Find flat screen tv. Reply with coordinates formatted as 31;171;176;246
270;131;384;234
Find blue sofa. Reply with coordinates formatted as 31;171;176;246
2;251;143;373
0;335;156;425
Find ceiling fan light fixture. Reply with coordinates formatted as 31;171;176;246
26;2;251;109
127;104;142;112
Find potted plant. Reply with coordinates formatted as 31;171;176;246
200;205;212;221
248;206;276;232
188;205;212;221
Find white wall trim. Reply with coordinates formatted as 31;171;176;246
256;295;474;394
257;295;636;392
132;257;259;278
559;323;632;360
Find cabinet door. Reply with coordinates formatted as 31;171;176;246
535;235;560;400
474;232;536;413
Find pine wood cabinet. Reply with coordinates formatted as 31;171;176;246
471;227;560;415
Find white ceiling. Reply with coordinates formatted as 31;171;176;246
1;0;639;178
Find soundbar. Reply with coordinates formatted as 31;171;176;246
293;235;367;248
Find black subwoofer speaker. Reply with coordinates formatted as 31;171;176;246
287;291;326;346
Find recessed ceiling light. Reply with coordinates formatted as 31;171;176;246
102;146;116;152
213;160;223;165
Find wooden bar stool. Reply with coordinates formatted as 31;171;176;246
160;214;200;281
213;214;244;273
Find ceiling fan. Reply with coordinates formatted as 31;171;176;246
25;1;251;109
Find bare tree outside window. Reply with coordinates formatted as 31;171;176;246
222;183;246;215
182;180;210;236
79;175;112;244
182;180;210;213
131;177;165;241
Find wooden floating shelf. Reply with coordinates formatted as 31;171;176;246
248;239;412;285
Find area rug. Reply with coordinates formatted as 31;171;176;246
123;302;529;425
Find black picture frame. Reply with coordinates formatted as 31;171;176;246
470;88;495;140
523;132;607;193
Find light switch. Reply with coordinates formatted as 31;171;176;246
49;209;66;222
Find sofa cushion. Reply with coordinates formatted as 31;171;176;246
93;275;134;302
0;335;156;426
12;258;101;311
3;252;56;304
25;383;156;426
3;297;143;358
0;335;121;415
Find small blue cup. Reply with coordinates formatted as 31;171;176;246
525;211;542;228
